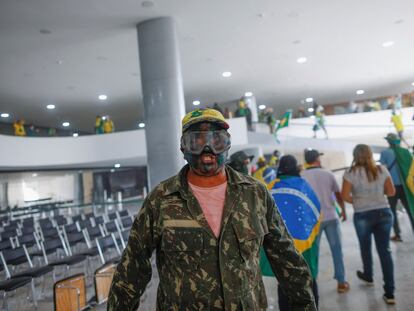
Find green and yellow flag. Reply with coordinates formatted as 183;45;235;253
276;110;292;132
393;146;414;217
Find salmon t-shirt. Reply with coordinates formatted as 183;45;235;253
189;181;227;238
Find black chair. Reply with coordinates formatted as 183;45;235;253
20;226;36;235
16;233;39;249
95;234;121;265
107;213;117;221
76;219;91;230
86;225;104;241
41;227;59;239
64;232;100;258
0;277;33;310
104;221;119;234
40;237;87;271
0;246;53;307
39;218;54;230
92;216;104;226
72;215;83;223
117;210;129;218
120;216;133;230
54;216;67;226
22;217;35;227
0;239;13;251
63;223;79;234
1;230;16;241
84;212;95;219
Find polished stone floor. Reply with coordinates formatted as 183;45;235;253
3;207;414;310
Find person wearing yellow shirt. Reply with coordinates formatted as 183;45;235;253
253;156;268;184
103;117;114;133
391;110;409;146
13;119;26;136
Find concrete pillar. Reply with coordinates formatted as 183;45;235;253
137;17;186;190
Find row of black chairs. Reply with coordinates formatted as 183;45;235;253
0;209;133;310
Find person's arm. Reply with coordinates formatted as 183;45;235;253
262;189;316;311
107;198;158;310
334;191;347;221
384;176;396;197
330;173;347;221
341;178;353;204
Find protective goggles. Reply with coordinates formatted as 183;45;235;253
181;130;231;155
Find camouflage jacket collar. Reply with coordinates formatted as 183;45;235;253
163;164;255;197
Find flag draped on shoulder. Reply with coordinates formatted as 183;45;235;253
260;176;321;278
393;146;414;217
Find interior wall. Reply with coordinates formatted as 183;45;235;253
7;174;76;207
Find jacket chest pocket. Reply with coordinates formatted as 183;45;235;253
233;220;268;262
161;227;204;265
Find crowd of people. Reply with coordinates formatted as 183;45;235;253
94;115;115;134
107;107;414;310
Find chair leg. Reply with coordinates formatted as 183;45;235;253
30;278;38;308
3;291;8;311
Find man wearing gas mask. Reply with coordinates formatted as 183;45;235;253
108;108;316;311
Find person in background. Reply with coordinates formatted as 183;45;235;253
26;124;36;136
266;155;321;310
265;108;277;134
108;108;316;310
341;144;396;305
212;102;223;115
234;99;252;131
95;115;104;134
223;107;232;119
48;127;57;136
269;149;281;167
104;116;115;133
301;149;350;293
13;119;26;136
390;110;409;146
227;150;254;175
380;133;414;241
253;156;269;184
313;105;328;139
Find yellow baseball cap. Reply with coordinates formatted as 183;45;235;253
182;108;229;132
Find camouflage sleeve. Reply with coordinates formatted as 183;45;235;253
262;189;317;311
107;198;157;311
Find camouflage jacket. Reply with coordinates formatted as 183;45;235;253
107;165;316;311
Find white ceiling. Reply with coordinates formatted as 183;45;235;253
1;0;414;132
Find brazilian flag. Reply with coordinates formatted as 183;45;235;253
261;176;321;278
276;110;292;132
393;146;414;217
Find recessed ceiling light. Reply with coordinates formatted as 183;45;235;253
46;104;55;110
305;97;313;103
141;1;154;7
73;133;79;137
222;71;232;78
411;82;414;86
308;108;314;112
192;100;201;106
102;116;107;120
98;94;107;101
62;122;70;127
39;29;52;34
138;122;145;128
356;89;365;95
244;92;253;97
382;41;394;47
1;113;10;118
110;169;115;173
114;163;121;168
32;173;38;177
296;57;307;64
310;115;315;119
258;105;266;110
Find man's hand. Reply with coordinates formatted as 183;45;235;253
340;209;347;222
